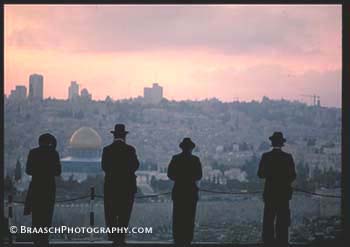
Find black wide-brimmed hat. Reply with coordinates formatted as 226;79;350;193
38;133;56;147
110;124;129;135
269;132;286;144
179;137;196;150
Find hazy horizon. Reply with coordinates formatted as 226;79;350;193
4;4;341;107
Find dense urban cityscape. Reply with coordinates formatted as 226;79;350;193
5;73;341;244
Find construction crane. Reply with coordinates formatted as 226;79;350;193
300;94;321;107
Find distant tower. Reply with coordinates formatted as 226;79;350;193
105;96;113;102
80;88;92;100
317;97;321;107
68;81;80;100
15;86;27;100
143;83;163;104
29;74;44;100
9;85;27;101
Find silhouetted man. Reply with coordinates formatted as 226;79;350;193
102;124;140;246
26;133;61;247
168;138;202;247
258;132;296;247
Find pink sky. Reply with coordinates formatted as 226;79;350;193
4;5;341;107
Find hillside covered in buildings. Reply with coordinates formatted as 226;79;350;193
4;95;342;243
5;95;341;186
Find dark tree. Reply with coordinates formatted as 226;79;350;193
14;159;22;182
4;175;15;194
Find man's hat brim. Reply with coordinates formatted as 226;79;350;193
179;140;196;149
111;130;129;134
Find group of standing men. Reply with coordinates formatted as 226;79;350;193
24;123;296;247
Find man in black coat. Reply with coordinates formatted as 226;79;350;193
257;132;297;247
102;124;140;246
168;138;202;247
26;133;61;247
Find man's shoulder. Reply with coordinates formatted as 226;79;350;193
29;147;42;155
30;147;39;152
29;147;58;157
191;154;200;161
263;149;292;156
103;143;113;151
262;150;273;157
280;150;293;157
125;143;136;152
172;153;200;161
172;153;182;159
103;142;136;152
51;149;59;156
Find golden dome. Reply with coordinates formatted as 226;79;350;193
69;127;102;149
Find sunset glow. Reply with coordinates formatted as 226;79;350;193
4;4;341;106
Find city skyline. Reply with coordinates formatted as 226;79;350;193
6;77;333;107
5;5;341;107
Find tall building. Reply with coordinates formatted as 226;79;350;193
80;88;92;100
143;83;163;104
16;86;27;99
29;74;44;100
68;81;79;100
9;85;27;101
